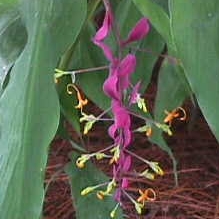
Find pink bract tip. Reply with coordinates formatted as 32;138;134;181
94;10;113;42
123;17;150;46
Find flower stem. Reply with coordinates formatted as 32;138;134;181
125;149;150;165
72;65;109;74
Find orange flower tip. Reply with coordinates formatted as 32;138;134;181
146;127;152;137
159;170;165;176
109;157;118;165
146;188;156;201
96;191;105;200
54;78;59;84
137;188;156;204
75;98;88;109
164;107;186;124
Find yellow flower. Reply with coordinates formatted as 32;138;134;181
109;146;120;164
135;124;153;137
110;203;120;218
135;202;144;215
81;186;96;196
76;154;90;168
140;169;155;180
148;161;164;176
96;191;105;200
67;84;88;110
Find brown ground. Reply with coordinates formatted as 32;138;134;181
43;84;219;219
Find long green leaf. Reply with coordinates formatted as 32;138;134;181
0;0;18;13
0;7;26;92
0;0;86;218
169;0;219;141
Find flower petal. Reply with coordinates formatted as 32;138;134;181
114;188;122;202
103;73;120;100
119;54;136;76
118;54;136;89
108;123;117;139
94;10;113;41
123;127;132;147
112;101;131;129
129;81;141;104
123;155;132;171
122;18;150;46
121;178;129;188
93;40;114;62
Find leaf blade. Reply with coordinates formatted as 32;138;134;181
0;0;87;218
169;0;219;141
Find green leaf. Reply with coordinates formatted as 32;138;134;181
132;0;172;44
153;0;169;12
0;9;27;92
0;0;18;12
0;0;87;218
154;60;189;120
169;0;219;141
150;130;179;185
65;154;124;219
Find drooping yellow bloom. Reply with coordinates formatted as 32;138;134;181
110;203;120;218
164;107;186;126
137;188;156;206
109;145;120;164
135;124;153;137
96;191;105;200
148;161;164;176
76;154;90;168
145;126;152;137
67;84;88;110
96;179;116;200
140;169;155;180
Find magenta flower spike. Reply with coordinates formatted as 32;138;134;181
91;1;153;210
122;17;150;46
